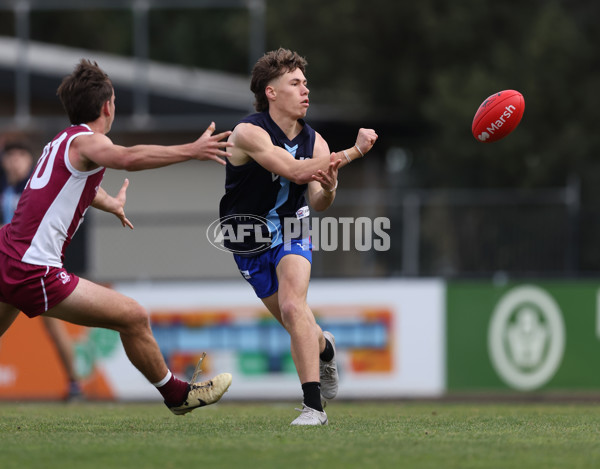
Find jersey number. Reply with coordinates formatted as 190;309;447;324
29;132;68;190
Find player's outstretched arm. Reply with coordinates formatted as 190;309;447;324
307;128;378;211
188;122;234;165
91;179;134;229
300;127;378;182
354;128;378;159
74;122;232;172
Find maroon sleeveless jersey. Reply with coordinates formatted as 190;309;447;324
0;124;105;267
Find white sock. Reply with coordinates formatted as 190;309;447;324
152;370;172;388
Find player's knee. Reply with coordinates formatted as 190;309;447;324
279;299;298;319
279;300;308;329
122;300;151;334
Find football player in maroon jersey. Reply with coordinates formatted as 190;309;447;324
0;59;232;414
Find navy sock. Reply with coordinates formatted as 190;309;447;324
319;338;334;362
302;381;323;412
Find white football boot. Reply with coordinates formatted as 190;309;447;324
167;354;232;415
319;331;339;400
290;404;329;426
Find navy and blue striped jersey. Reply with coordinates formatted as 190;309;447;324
219;111;316;256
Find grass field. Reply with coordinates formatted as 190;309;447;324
1;401;600;469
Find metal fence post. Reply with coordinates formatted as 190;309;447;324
402;192;421;276
133;0;150;127
15;0;30;127
565;173;581;276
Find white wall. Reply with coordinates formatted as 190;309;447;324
89;161;238;280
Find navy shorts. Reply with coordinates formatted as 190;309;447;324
234;239;312;298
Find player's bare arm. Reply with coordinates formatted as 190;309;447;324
227;122;306;179
355;128;378;155
91;179;134;229
71;122;232;172
307;133;340;212
231;123;377;185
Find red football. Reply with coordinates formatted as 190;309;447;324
472;90;525;142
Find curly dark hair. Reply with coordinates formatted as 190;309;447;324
56;59;113;125
250;48;307;112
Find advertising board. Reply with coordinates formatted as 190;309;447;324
447;281;600;391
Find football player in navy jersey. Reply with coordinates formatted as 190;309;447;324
0;59;233;414
220;48;378;425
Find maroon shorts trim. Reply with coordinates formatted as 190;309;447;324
0;251;79;318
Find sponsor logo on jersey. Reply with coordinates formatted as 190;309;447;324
296;206;310;219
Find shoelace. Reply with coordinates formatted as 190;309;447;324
294;405;324;414
321;362;336;377
190;352;207;383
293;406;326;424
294;404;312;412
191;380;213;391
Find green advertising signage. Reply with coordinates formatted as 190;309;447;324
447;281;600;391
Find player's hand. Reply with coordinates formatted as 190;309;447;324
114;178;134;229
355;128;378;156
192;122;234;165
311;152;341;192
